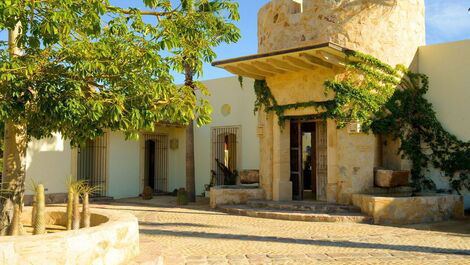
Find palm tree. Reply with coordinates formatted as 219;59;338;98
165;0;241;202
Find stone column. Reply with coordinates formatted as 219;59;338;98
258;110;274;200
272;116;292;201
326;120;338;203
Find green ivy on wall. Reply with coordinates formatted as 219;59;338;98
253;50;470;193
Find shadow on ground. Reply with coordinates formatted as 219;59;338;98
140;227;470;256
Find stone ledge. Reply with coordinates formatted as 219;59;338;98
0;206;139;265
352;193;464;225
210;186;265;209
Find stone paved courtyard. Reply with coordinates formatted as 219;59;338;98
93;197;470;265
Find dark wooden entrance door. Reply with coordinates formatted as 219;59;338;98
144;140;156;190
290;120;327;201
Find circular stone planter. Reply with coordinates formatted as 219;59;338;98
0;206;139;265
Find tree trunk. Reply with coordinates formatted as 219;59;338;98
184;62;196;202
0;122;27;235
7;204;20;236
0;24;27;235
185;121;196;202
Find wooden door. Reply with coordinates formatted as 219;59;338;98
315;121;328;201
290;121;302;200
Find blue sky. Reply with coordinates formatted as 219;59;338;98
1;0;469;83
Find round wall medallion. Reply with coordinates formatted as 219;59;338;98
221;104;231;117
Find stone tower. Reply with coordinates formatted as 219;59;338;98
253;0;426;202
258;0;425;67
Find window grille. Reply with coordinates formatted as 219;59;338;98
77;133;108;197
211;126;240;185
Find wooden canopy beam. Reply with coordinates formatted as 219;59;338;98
224;65;265;80
299;53;334;69
238;63;275;77
252;61;286;75
266;58;303;72
284;56;317;70
316;51;346;66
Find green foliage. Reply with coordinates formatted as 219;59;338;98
0;0;240;145
254;51;403;128
253;51;469;193
371;73;470;192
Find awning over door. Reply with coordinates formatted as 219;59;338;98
212;42;350;80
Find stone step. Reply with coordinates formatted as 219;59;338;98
246;200;362;214
219;205;371;223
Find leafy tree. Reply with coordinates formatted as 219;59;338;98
0;0;239;234
161;0;240;201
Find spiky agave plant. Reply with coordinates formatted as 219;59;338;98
28;179;39;231
79;182;102;228
65;177;78;230
66;177;84;230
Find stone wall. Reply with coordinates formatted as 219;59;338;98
0;207;139;265
210;186;265;208
256;0;425;203
258;0;425;67
352;194;465;224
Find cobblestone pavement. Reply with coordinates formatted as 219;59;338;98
94;197;470;265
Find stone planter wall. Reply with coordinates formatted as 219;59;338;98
210;186;265;208
0;207;139;265
352;193;465;225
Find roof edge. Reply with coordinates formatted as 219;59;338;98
212;42;349;67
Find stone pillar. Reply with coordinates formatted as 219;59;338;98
326;120;338;203
258;110;274;200
272;116;292;201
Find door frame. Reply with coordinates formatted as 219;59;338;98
139;133;169;193
290;119;326;201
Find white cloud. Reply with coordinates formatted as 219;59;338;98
425;0;470;44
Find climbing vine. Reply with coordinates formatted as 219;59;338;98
253;50;469;193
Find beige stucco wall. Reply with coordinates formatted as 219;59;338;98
25;133;73;196
195;77;260;195
418;40;470;142
108;132;140;199
418;40;470;207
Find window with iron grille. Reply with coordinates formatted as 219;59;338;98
211;126;240;185
77;133;108;197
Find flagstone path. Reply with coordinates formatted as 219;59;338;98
93;197;470;265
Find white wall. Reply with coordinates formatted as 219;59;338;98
107;132;140;199
418;40;470;208
194;76;260;195
23;76;261;199
25;133;72;195
146;127;187;193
